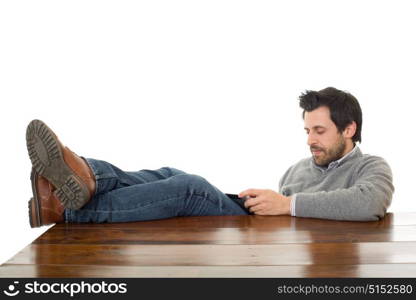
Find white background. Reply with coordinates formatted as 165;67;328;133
1;0;415;265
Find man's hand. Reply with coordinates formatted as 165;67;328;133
238;189;291;215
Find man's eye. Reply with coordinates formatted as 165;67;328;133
317;131;324;135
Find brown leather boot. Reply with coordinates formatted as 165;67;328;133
29;168;64;228
26;119;96;210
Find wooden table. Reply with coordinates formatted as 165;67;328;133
1;213;416;277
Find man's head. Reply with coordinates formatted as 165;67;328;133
299;87;362;167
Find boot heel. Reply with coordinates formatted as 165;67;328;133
54;175;90;210
28;198;41;228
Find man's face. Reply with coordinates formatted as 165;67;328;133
304;106;348;167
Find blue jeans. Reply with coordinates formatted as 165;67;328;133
65;158;249;223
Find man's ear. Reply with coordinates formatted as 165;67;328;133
343;121;357;139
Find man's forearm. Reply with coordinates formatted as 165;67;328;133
294;184;392;221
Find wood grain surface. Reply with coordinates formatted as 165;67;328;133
1;213;415;277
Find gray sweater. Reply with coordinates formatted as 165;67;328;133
278;146;394;221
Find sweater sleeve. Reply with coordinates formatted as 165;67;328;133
294;156;394;221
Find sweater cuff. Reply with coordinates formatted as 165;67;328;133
290;194;297;216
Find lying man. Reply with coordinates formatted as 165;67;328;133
26;87;394;227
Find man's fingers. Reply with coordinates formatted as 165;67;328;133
238;189;262;198
244;197;262;209
249;203;263;213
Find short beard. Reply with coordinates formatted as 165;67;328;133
314;135;346;167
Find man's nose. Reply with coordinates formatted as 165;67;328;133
307;133;318;147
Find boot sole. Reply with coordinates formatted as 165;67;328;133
26;119;90;210
28;198;41;228
29;169;41;227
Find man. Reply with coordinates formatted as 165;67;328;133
26;87;394;227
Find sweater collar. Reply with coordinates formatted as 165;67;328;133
312;145;362;171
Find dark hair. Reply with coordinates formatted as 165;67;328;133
299;87;362;144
